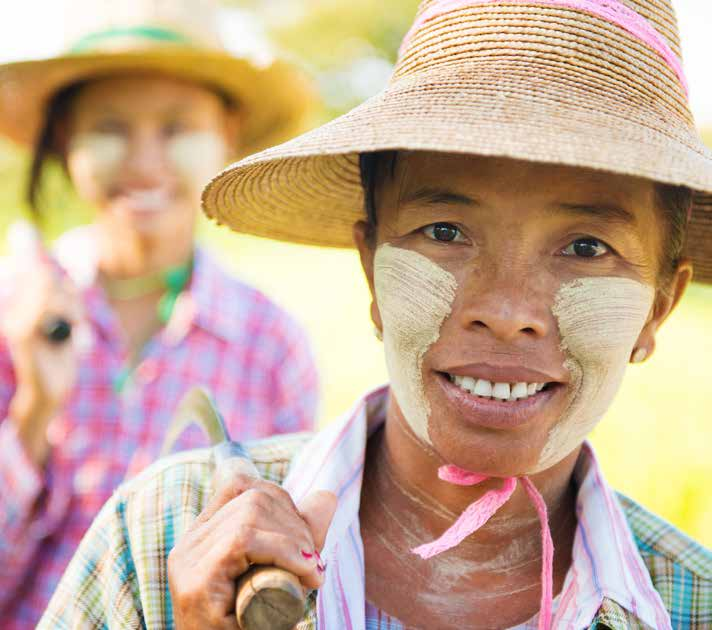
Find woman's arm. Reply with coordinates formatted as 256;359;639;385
39;451;335;629
0;343;73;612
36;479;144;630
0;252;83;610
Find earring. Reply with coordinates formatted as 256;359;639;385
631;347;648;364
373;326;383;342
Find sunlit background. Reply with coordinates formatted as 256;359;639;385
1;1;711;546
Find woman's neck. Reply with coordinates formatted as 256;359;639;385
379;405;580;545
359;402;579;628
92;217;194;356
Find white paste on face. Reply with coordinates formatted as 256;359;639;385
68;130;227;205
374;244;457;444
166;131;228;193
67;132;128;188
536;276;655;472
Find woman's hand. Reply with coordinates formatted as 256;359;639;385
1;256;85;466
168;473;337;630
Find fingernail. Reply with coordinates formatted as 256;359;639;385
317;562;326;574
301;550;314;559
315;549;322;561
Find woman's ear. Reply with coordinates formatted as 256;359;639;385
631;258;693;363
353;221;383;333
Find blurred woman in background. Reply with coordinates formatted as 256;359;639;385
0;0;319;626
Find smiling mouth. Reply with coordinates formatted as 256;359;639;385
442;372;556;402
113;189;174;212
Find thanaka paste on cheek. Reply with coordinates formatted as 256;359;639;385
68;132;128;189
68;130;227;204
166;131;227;194
535;276;655;472
374;244;457;444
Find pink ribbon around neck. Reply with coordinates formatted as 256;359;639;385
412;466;555;630
400;0;688;97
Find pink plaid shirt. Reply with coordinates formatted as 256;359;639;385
0;227;319;629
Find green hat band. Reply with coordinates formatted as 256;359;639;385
70;26;193;54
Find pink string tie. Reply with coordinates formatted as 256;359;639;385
412;466;554;630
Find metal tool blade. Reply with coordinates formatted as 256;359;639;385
161;386;256;478
161;386;232;456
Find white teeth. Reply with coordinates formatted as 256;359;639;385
126;189;168;209
473;379;493;397
461;376;476;393
492;382;511;400
449;375;550;402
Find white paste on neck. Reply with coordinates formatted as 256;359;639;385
536;276;654;472
374;244;457;444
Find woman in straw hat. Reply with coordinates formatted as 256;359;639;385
42;0;711;628
0;0;320;626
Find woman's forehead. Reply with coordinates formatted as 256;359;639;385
70;73;224;118
390;151;656;211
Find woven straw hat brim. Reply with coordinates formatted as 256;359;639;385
0;49;315;156
203;59;712;283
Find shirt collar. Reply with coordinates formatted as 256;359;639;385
52;227;241;344
283;387;671;630
556;442;671;629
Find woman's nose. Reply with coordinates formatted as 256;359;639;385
456;269;551;342
124;131;168;179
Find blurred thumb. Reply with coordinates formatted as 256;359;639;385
299;491;338;550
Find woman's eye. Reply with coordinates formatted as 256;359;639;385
93;120;126;135
164;121;189;137
562;238;610;258
423;223;465;243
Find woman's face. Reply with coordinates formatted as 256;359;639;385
65;74;236;238
356;152;690;476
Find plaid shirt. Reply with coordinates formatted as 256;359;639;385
0;227;319;629
40;387;711;629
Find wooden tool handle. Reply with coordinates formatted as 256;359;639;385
166;391;309;630
235;565;306;630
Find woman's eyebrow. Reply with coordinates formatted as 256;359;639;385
400;186;477;207
557;202;638;226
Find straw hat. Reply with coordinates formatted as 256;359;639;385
203;0;712;283
0;0;315;156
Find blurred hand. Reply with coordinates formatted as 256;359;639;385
1;250;86;467
168;471;337;630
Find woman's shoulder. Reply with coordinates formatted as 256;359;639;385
42;433;315;627
618;493;712;623
121;431;315;505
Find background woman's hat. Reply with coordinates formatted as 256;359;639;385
203;0;712;284
0;0;315;156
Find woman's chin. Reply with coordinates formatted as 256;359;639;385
105;202;188;237
426;419;553;478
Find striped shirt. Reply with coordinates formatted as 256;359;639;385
0;227;319;629
41;386;712;629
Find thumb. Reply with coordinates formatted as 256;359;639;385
299;491;338;550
